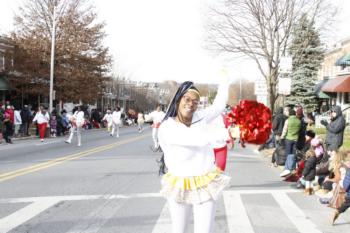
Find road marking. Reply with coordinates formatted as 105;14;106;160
0;190;319;233
0;192;162;203
0;190;301;204
0;134;150;182
272;192;322;233
152;204;171;233
224;192;255;233
0;198;59;233
65;197;128;233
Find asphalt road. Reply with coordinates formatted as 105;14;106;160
0;126;349;233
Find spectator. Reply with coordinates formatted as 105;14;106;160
14;107;22;136
301;149;317;195
50;110;58;137
296;106;307;151
2;112;13;144
280;109;301;177
332;161;350;224
20;105;31;136
272;106;288;146
321;105;346;153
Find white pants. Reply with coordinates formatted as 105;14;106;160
67;126;82;145
152;127;159;148
168;199;216;233
138;122;144;132
111;123;120;137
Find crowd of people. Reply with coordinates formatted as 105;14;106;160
264;104;350;225
0;101;149;145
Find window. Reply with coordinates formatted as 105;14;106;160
0;54;4;70
345;92;350;104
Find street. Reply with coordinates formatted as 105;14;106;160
0;126;349;233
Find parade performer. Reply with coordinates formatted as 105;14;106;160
102;109;113;132
137;111;145;133
65;106;85;146
32;106;50;142
158;77;233;233
149;105;165;151
111;107;122;138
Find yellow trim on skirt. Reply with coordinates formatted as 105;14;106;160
162;168;222;191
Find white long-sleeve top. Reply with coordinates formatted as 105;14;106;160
33;111;50;124
112;111;121;125
103;113;113;125
150;110;165;124
74;111;85;127
158;79;230;176
14;110;22;125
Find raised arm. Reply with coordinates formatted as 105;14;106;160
198;78;230;123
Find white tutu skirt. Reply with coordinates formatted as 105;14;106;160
160;168;231;204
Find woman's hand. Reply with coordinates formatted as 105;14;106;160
228;125;240;139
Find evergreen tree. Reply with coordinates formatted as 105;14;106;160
285;14;324;112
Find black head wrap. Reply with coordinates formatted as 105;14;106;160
163;81;199;121
157;81;199;176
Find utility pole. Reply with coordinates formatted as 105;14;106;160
49;5;56;113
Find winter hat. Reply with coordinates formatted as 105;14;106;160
305;130;315;138
311;137;322;147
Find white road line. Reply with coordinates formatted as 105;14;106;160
0;192;162;203
223;192;255;233
272;192;322;233
0;190;302;204
0;198;59;233
151;204;171;233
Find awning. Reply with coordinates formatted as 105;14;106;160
321;76;350;92
314;80;332;98
335;54;350;66
0;75;10;91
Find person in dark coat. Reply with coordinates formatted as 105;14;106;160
20;105;32;136
321;105;346;152
296;106;307;151
301;149;317;195
272;107;287;146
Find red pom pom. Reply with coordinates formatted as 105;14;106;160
228;100;272;145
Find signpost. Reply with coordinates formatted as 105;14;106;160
255;78;268;106
278;56;292;106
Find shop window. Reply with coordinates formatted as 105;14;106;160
345;92;350;104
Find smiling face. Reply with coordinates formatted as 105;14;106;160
177;90;200;120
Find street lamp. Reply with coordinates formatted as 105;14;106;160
49;5;56;113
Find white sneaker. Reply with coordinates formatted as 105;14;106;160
116;134;119;138
77;144;81;147
40;139;44;142
65;140;71;144
280;170;291;177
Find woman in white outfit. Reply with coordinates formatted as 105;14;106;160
102;109;113;132
111;107;122;138
32;106;50;142
137;111;145;133
158;78;233;233
65;106;85;146
150;105;165;150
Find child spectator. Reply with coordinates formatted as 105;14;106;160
311;137;324;162
50;110;58;137
302;149;317;195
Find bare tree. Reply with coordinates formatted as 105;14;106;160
206;0;335;112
